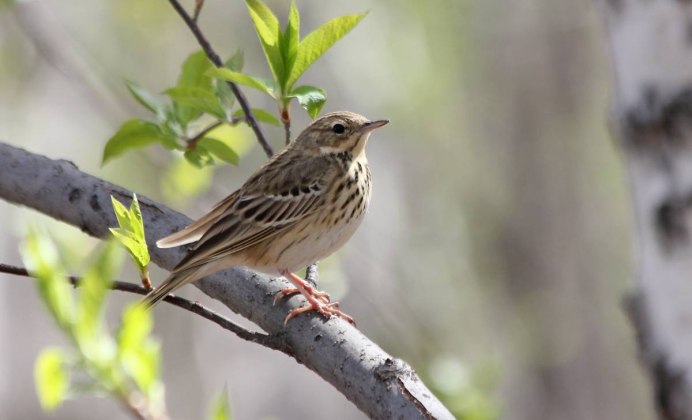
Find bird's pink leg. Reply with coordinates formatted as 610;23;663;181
278;269;356;326
272;279;330;305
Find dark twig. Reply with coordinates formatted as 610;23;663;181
186;120;224;151
166;0;274;158
0;263;288;353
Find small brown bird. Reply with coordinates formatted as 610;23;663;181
145;111;388;324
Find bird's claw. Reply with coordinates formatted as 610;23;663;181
283;301;355;326
273;285;330;306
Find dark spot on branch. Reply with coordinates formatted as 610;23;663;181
89;194;101;212
68;188;81;203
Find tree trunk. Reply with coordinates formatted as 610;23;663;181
599;1;692;418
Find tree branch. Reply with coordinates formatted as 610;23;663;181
166;0;274;158
0;143;453;419
0;263;287;352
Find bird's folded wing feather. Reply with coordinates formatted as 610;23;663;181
171;184;324;272
157;151;335;273
156;191;241;248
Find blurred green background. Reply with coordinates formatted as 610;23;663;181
0;0;652;419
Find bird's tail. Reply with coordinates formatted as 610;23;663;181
143;266;198;307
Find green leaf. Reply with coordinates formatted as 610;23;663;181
118;304;161;396
111;197;133;233
125;81;164;115
224;50;244;72
232;108;281;126
209;68;277;98
128;193;146;242
245;0;284;85
176;51;216;125
35;348;70;411
289;85;326;119
160;113;186;150
102;119;163;165
78;241;121;327
281;1;300;78
210;388;232;420
119;305;152;350
215;50;245;116
109;195;150;275
198;137;239;165
21;228;74;330
178;50;214;89
184;146;215;168
75;240;122;361
287;13;366;88
215;84;235;119
164;86;226;119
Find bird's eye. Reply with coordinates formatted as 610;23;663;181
332;123;346;134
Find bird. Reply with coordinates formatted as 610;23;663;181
144;111;388;325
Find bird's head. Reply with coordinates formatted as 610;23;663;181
293;111;388;156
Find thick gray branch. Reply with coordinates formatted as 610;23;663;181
0;143;452;420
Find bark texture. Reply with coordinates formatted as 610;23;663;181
0;142;453;420
599;1;692;418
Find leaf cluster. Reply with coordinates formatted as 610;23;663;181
103;51;278;167
24;195;234;418
102;0;366;176
110;194;150;284
213;0;365;119
22;229;165;416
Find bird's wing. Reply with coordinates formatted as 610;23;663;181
156;191;241;248
170;153;334;273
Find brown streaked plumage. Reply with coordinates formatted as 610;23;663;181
144;111;388;324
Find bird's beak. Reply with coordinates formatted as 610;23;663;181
360;119;389;132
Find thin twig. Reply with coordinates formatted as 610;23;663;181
166;0;274;158
186;120;224;151
0;263;288;353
